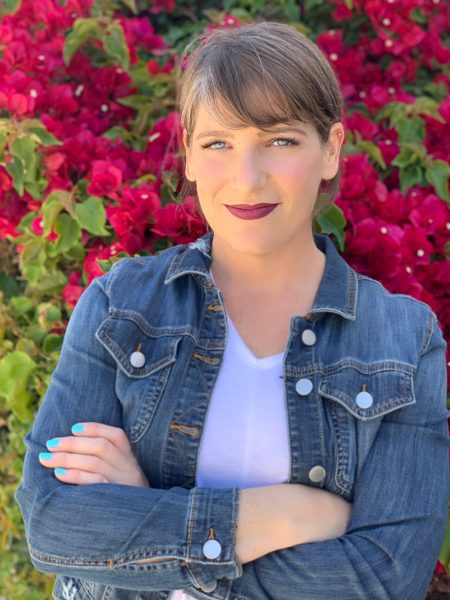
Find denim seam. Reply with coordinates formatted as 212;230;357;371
419;311;436;356
107;310;198;340
96;322;181;379
30;546;187;569
328;401;352;494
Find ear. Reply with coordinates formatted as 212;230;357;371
321;123;345;181
182;128;195;182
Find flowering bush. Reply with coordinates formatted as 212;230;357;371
0;0;448;597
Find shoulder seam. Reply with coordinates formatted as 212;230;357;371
420;311;438;357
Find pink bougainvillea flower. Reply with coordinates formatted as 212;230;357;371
31;215;58;241
105;184;161;254
83;241;127;284
120;16;167;55
62;271;85;309
86;160;123;196
152;196;206;245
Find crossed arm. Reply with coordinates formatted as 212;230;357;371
38;421;352;565
18;274;449;599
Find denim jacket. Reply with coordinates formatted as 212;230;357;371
15;231;449;600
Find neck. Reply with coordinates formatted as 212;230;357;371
209;231;325;298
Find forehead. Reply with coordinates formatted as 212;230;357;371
192;100;312;134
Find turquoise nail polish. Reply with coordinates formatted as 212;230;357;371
55;467;67;475
46;438;60;448
71;423;85;434
39;452;53;460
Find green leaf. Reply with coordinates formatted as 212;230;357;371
52;213;81;254
0;0;21;16
43;334;63;353
0;273;20;300
11;135;36;173
316;205;346;251
5;155;24;196
42;192;64;237
116;95;150;109
356;140;387;169
395;115;425;144
414;97;446;123
37;303;62;323
19;240;47;285
134;173;157;186
42;190;74;236
0;351;36;422
65;241;86;261
120;0;138;14
102;126;133;143
439;521;450;569
25;179;48;200
0;132;7;155
10;295;34;315
64;18;98;66
425;159;450;202
31;270;67;294
399;164;423;195
24;125;62;147
391;143;426;168
103;21;130;69
75;196;109;236
410;7;427;25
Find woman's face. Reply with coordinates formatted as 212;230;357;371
183;101;344;257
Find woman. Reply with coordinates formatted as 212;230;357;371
15;21;448;600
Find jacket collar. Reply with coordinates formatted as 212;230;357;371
165;231;357;320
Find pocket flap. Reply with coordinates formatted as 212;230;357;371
319;362;415;420
96;312;182;379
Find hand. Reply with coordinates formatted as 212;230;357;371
38;422;150;487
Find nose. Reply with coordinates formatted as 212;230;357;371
230;150;267;193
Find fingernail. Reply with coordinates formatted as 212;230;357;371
71;423;85;434
46;438;60;448
39;452;53;460
55;467;67;475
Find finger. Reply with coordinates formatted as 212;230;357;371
39;451;110;478
69;422;132;454
54;467;108;485
45;435;122;469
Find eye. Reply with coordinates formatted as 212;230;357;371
200;140;227;150
272;137;300;147
200;136;300;150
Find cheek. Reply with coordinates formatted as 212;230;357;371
195;157;225;188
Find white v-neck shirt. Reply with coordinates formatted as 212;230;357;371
169;275;290;599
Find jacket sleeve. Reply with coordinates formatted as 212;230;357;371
188;312;449;600
14;262;242;593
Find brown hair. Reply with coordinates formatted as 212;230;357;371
176;20;345;219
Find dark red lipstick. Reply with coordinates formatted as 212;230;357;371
224;203;279;220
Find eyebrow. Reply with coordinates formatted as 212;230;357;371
195;126;309;140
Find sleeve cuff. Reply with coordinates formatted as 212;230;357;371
186;487;243;591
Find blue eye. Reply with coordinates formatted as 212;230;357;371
201;140;226;150
272;137;299;147
200;136;300;150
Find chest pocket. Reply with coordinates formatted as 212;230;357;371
318;360;415;496
96;312;184;444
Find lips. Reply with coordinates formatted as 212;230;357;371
224;203;279;220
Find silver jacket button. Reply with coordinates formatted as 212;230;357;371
130;351;146;368
356;390;373;409
295;378;313;396
301;329;317;346
202;539;222;560
308;465;327;483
